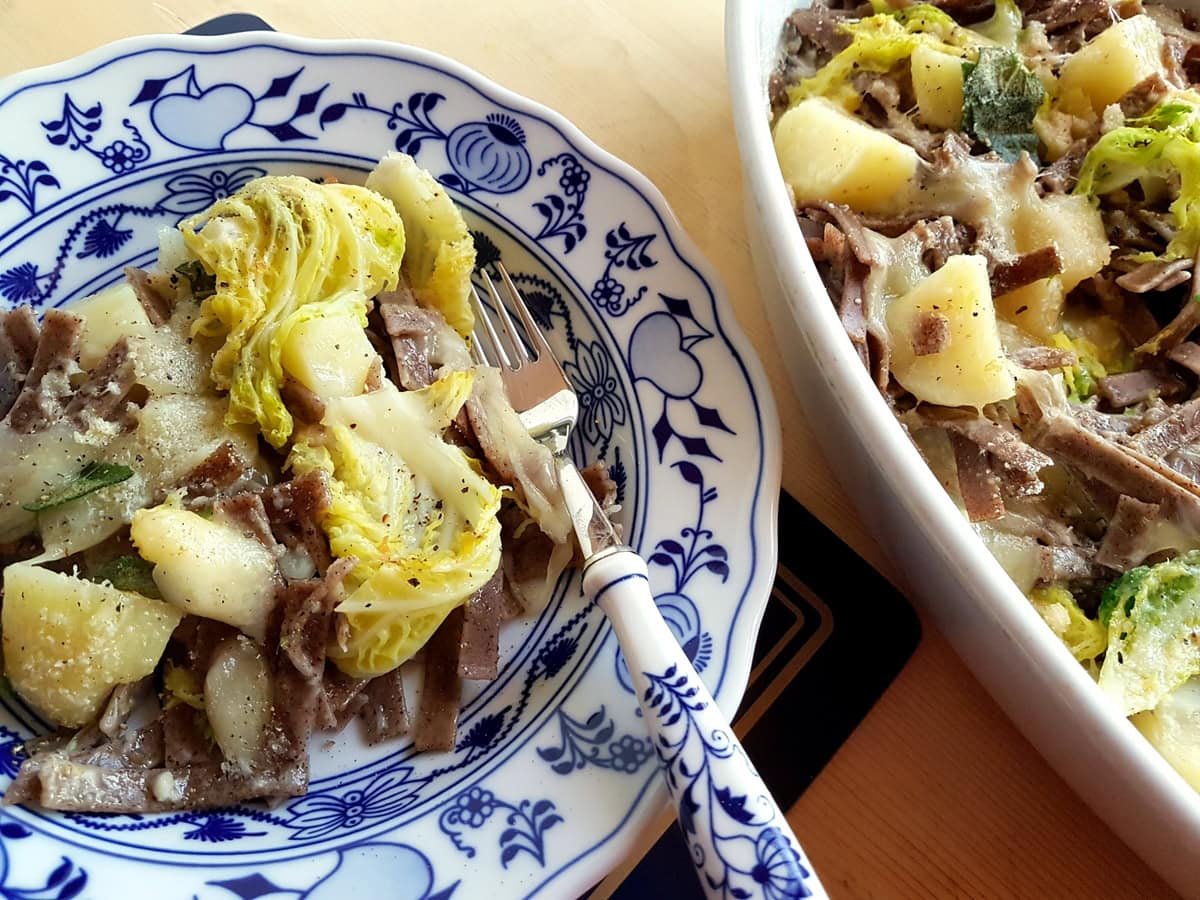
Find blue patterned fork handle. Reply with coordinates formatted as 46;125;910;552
582;547;827;900
467;264;823;898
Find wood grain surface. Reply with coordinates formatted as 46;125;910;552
0;0;1181;896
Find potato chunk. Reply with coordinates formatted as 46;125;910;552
996;192;1109;338
2;564;181;727
1055;15;1165;116
773;98;919;214
1018;193;1110;293
887;255;1015;408
38;395;261;557
281;310;378;399
131;506;278;640
995;279;1066;340
205;636;272;773
0;423;90;543
912;45;965;131
72;283;154;370
131;308;214;398
1133;678;1200;791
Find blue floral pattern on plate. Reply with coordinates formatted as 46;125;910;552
642;665;813;899
0;34;778;899
0;154;59;214
0;816;88;900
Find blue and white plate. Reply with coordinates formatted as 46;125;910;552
0;33;781;899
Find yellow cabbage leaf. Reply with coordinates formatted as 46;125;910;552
288;370;502;677
366;153;476;337
1029;584;1107;662
181;175;406;447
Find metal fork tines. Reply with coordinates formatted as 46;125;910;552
469;263;578;456
469;262;617;556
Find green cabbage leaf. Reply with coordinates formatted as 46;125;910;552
1075;93;1200;261
1098;550;1200;716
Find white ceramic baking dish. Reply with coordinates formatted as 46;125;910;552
726;2;1200;894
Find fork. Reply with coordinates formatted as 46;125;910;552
470;264;826;900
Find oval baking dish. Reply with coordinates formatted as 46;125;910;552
727;1;1200;894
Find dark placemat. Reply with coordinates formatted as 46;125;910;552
183;18;924;898
184;13;273;35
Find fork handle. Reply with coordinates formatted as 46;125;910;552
582;548;827;900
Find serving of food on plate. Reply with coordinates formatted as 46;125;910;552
766;0;1200;792
0;152;614;813
0;27;780;899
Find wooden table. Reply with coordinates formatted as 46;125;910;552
0;1;1181;896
